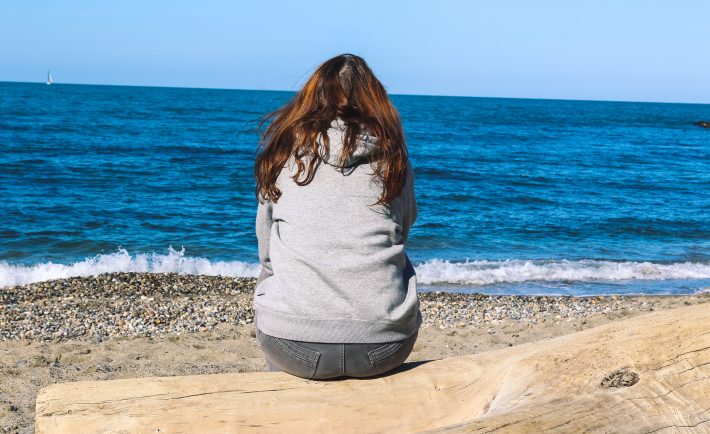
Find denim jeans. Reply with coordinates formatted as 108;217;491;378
256;326;419;380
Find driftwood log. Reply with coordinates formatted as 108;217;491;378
36;303;710;433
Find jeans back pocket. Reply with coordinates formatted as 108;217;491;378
257;328;321;379
367;341;405;366
367;330;418;368
271;336;320;366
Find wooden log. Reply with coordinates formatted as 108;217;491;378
36;303;710;433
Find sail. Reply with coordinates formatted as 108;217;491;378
46;71;53;85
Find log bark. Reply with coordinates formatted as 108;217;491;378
36;303;710;433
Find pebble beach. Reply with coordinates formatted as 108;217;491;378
2;273;710;433
3;272;708;342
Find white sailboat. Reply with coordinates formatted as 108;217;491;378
46;71;53;85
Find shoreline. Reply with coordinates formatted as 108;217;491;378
2;272;710;432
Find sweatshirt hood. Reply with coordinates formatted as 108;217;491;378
317;118;379;167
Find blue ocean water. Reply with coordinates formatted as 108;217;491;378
2;81;710;295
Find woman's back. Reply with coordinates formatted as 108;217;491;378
254;118;422;343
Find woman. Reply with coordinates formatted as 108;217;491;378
253;53;422;380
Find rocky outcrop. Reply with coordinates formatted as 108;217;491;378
36;303;710;433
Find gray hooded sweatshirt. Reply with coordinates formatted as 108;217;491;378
253;118;422;343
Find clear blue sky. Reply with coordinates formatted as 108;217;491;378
2;1;709;103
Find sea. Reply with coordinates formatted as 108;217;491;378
2;81;710;296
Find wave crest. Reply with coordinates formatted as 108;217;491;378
0;247;260;288
2;250;710;289
415;258;710;285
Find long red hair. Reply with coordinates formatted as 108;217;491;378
254;53;408;205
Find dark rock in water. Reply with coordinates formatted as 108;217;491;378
694;121;710;128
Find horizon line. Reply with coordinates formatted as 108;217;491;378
1;79;709;106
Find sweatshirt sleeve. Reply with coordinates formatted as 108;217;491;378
402;161;418;243
255;199;275;287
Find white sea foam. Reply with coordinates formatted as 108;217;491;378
2;250;710;289
0;246;260;288
415;258;710;285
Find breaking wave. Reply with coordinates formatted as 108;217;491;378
0;246;260;288
415;258;710;285
2;249;710;290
